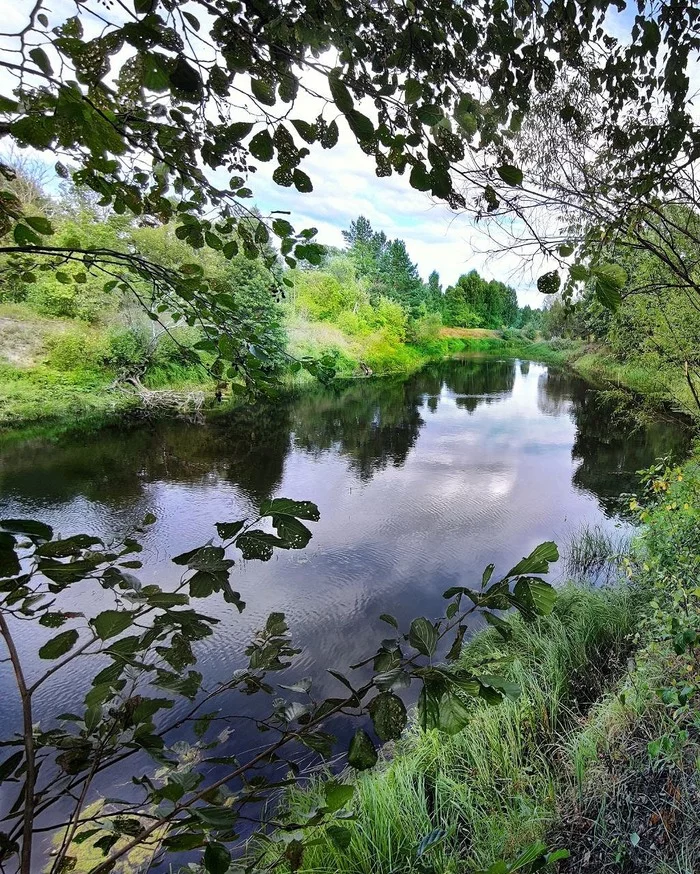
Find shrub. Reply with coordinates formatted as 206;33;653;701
104;327;150;370
44;328;109;371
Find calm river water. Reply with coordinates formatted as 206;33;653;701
0;357;691;751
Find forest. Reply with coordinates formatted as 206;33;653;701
1;2;700;874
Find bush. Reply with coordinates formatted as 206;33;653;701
44;328;110;371
104;327;150;370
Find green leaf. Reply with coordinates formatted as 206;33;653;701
92;610;133;640
569;264;589;282
505;542;559;577
1;518;53;542
204;842;231;874
437;689;471;734
348;728;377;770
13;224;42;246
477;674;521;701
170;56;203;96
417;104;443;125
0;751;23;782
329;72;353;113
537;271;561;295
558;243;574;257
39;629;79;660
592;262;627;310
379;613;398;629
251;78;276;106
496;164;523;186
237;530;286;561
323;780;354;811
512;577;557;618
293;169;313;192
272;218;294;237
368;692;407;741
37;535;102;557
346;110;374;141
215;520;245;540
410;162;432;192
291;119;317;143
404;78;423;104
249;129;274;162
326;825;352;850
24;216;54;235
408;617;438;657
260;499;320;521
29;47;53;76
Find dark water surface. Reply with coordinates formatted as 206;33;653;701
0;358;691;747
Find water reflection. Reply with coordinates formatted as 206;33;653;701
0;358;690;521
0;358;692;766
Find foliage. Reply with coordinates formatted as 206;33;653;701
443;271;519;329
273;585;633;873
0;494;562;874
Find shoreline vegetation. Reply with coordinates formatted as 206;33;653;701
0;309;689;438
256;457;700;874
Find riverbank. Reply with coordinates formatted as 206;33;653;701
263;455;700;873
0;301;693;433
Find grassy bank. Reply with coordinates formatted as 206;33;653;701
0;300;693;431
259;456;700;874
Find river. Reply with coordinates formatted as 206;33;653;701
0;357;691;763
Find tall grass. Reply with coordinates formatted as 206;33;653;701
271;586;635;873
563;524;631;585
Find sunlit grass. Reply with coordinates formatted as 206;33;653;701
270;586;635;873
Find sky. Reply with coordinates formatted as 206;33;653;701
249;130;549;307
1;1;663;310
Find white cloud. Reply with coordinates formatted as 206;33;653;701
249;129;547;306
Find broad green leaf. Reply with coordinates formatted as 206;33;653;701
368;692;407;741
512;577;557;617
323;780;354;811
215;520;245;540
496;164;523;186
592;262;626;310
249;129;274;162
404;78;422;104
37;535;101;557
1;519;53;541
293;169;313;192
259;499;320;521
0;751;22;782
348;728;377;770
346;109;374;141
204;842;231;874
25;216;54;235
437;690;471;734
417;104;443;125
328;72;353;113
537;271;561;295
505;542;559;577
29;47;53;76
39;629;79;660
92;610;133;640
326;825;352;850
251;78;276;105
408;617;438;657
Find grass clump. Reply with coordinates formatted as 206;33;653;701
563;524;631;585
272;586;635;874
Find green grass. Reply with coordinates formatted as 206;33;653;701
270;586;636;874
563;524;631;584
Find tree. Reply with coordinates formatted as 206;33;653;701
376;239;426;317
3;0;695;392
426;270;443;313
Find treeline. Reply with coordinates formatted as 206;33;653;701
292;214;529;334
0;178;537;389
